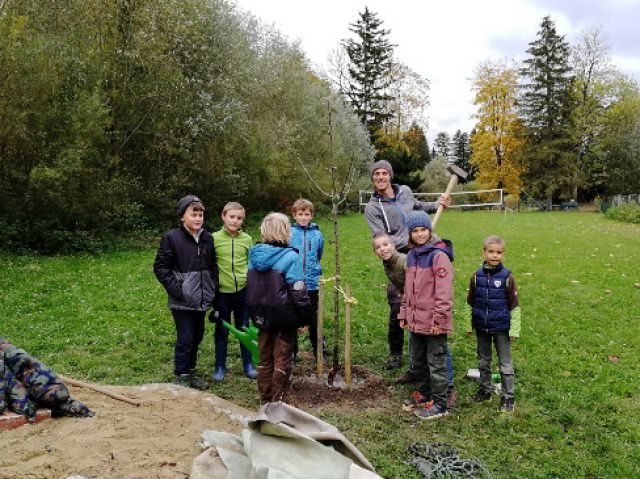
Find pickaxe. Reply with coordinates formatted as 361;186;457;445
431;164;469;228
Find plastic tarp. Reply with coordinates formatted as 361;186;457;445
198;402;382;479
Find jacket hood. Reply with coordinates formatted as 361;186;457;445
413;237;454;263
250;243;295;272
292;222;320;231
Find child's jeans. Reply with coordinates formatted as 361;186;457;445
214;288;252;368
172;309;206;375
475;330;514;399
388;302;404;357
257;329;295;403
411;333;449;408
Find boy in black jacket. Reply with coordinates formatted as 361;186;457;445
154;195;219;389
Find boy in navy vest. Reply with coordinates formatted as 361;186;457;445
466;235;521;412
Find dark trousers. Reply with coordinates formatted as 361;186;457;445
388;302;404;357
213;288;252;368
411;333;449;408
257;329;295;403
476;330;514;399
294;290;321;356
172;309;206;375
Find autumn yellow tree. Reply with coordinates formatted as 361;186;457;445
470;60;525;197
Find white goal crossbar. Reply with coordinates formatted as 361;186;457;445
358;189;504;208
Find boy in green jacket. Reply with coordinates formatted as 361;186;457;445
211;202;256;382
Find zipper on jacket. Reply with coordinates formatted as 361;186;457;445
303;229;307;274
198;242;204;309
232;236;238;292
484;273;489;331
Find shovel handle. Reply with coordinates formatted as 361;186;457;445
431;175;458;229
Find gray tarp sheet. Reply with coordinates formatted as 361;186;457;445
198;402;383;479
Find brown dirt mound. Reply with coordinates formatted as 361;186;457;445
289;357;394;411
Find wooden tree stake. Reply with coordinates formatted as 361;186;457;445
344;284;352;386
316;277;325;377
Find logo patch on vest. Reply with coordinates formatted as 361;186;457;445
436;268;448;278
493;280;502;287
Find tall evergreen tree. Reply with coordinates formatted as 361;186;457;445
450;129;474;179
520;15;575;208
434;131;451;163
342;7;395;143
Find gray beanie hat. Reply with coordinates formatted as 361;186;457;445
405;210;432;233
177;194;203;217
370;160;394;179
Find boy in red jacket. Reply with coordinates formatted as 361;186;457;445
398;211;454;420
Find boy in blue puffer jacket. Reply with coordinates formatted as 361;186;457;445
467;235;521;413
289;198;326;360
247;213;312;404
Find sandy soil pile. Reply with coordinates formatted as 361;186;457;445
0;383;252;479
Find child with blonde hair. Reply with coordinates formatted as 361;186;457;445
211;202;256;382
467;235;521;413
247;213;312;403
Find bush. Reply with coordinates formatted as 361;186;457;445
605;203;640;223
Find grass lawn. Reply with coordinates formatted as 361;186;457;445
2;211;639;478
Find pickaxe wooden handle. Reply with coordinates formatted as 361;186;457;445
431;175;458;229
431;165;468;229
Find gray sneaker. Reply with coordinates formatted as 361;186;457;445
414;402;448;420
499;397;515;413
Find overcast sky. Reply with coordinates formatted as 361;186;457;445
232;0;640;144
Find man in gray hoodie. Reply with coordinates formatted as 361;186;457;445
365;160;450;252
365;160;450;383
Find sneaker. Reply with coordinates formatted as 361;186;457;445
395;371;416;384
446;385;457;410
499;397;515;413
175;374;208;390
402;391;432;412
414;402;448;420
470;390;492;403
188;376;209;390
174;374;191;387
386;355;402;370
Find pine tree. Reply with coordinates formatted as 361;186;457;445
434;132;451;163
520;15;576;208
342;7;395;142
450;129;474;179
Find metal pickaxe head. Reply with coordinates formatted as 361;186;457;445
446;164;469;182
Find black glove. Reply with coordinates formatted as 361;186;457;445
209;310;220;324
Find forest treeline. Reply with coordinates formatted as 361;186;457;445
2;2;640;252
0;0;373;252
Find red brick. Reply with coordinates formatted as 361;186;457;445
0;409;52;430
